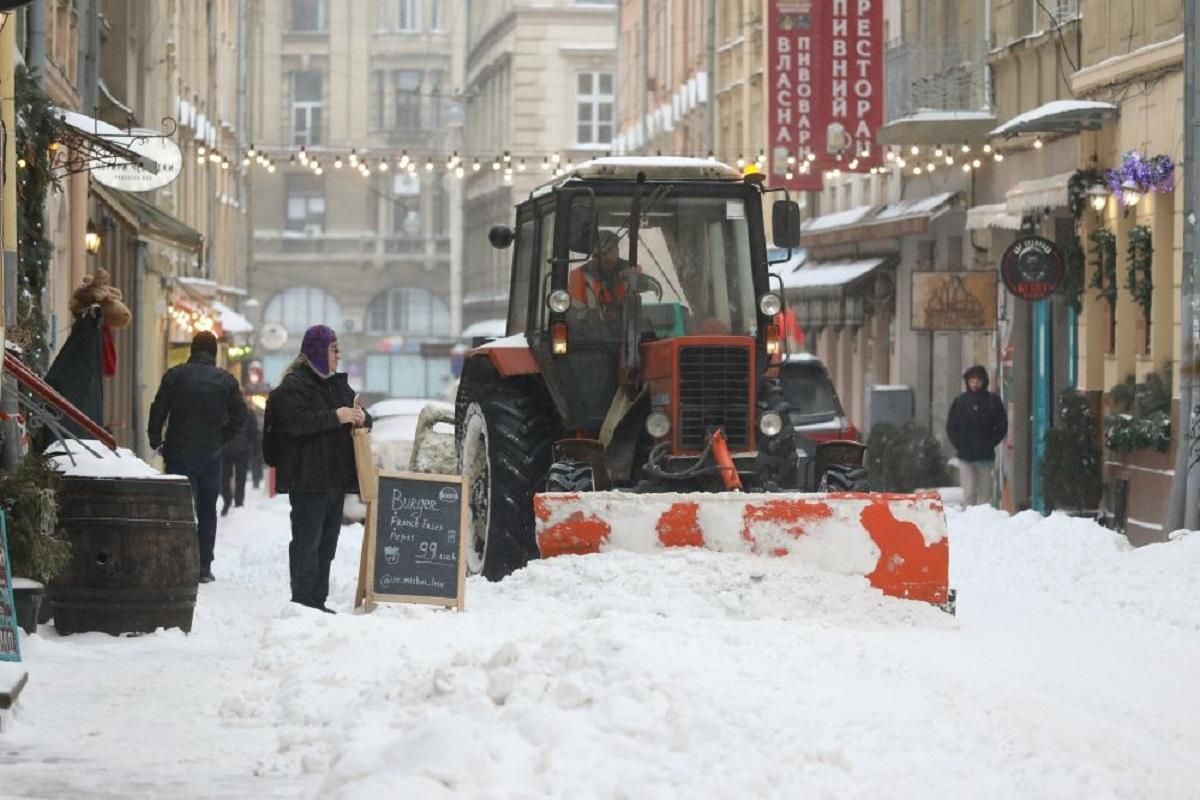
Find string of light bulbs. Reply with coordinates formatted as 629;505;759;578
224;138;1026;182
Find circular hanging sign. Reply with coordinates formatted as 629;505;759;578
1000;235;1065;301
91;129;184;192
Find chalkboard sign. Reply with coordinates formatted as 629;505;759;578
0;513;21;662
362;471;467;610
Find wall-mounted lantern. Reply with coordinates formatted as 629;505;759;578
84;220;102;255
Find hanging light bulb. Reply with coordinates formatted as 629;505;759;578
425;158;434;171
1033;137;1044;149
885;150;896;162
960;142;971;154
518;158;527;172
379;158;390;172
736;154;746;168
786;154;796;166
473;158;481;172
334;156;343;169
707;150;716;161
398;150;410;168
993;152;1005;163
541;156;551;171
455;165;465;179
934;147;944;158
806;152;816;163
962;162;972;173
982;143;993;154
492;157;501;171
910;145;920;156
349;148;359;165
896;157;907;168
972;158;982;168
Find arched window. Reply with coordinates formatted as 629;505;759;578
364;287;450;337
263;286;344;334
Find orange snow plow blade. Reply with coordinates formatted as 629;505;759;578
534;491;951;608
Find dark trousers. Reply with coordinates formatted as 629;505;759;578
288;490;345;607
221;454;248;507
167;453;222;572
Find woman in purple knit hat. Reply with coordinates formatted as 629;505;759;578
263;325;371;613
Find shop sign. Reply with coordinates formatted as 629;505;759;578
91;129;183;192
767;0;884;191
912;271;998;331
1000;236;1064;301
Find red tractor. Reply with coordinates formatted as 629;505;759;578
455;158;950;609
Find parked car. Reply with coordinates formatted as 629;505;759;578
342;397;455;523
778;353;858;443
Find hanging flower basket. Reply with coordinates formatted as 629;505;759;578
1104;151;1175;206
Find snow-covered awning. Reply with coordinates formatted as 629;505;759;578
781;258;887;291
989;100;1118;139
966;203;1023;231
212;300;254;334
877;110;998;146
801;193;960;249
53;108;159;174
1006;172;1075;215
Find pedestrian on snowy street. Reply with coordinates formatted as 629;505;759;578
263;325;370;614
220;393;259;516
945;364;1008;507
148;331;246;583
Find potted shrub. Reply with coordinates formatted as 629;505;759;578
0;451;69;633
866;422;951;493
1041;390;1103;515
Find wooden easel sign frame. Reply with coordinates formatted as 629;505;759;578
356;470;468;612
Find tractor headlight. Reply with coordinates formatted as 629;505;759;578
547;289;572;314
759;411;784;437
646;411;671;438
759;292;782;317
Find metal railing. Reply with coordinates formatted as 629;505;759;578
884;39;989;122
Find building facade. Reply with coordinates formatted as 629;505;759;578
461;0;616;329
247;0;464;401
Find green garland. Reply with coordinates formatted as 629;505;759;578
1104;370;1172;453
1062;235;1085;314
0;450;69;582
1067;167;1104;222
1125;225;1153;320
1088;227;1118;308
14;65;63;373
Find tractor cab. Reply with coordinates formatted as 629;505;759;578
482;158;803;487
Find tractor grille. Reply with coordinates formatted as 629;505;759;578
677;346;752;450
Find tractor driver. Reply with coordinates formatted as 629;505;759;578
568;230;661;313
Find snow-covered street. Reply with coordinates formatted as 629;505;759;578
2;488;1199;799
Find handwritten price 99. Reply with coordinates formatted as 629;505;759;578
419;541;438;560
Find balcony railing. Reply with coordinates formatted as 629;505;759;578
885;39;988;122
254;231;451;258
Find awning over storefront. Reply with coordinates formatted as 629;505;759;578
877;110;998;146
92;184;203;253
1005;172;1075;216
801;192;961;249
212;300;254;334
778;257;892;329
989;100;1118;139
966;203;1024;231
54;108;159;174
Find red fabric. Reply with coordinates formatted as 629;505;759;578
101;323;117;377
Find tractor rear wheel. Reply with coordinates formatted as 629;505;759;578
458;379;558;581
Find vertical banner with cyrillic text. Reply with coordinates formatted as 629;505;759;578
768;0;883;192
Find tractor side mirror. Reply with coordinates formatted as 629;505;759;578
772;200;802;249
488;224;515;249
567;200;596;254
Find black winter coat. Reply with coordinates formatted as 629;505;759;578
946;387;1008;463
266;363;371;494
147;352;246;465
223;404;259;461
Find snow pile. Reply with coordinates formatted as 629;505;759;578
44;439;171;479
4;492;1200;798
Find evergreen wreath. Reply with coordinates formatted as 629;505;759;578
1067;167;1104;222
1125;225;1153;320
1088;227;1118;308
14;65;64;373
1062;234;1085;314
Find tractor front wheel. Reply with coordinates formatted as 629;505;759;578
458;380;558;581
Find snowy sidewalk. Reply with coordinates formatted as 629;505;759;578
0;491;1198;798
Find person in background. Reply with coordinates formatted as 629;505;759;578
148;331;246;582
946;365;1008;507
220;393;259;515
264;325;370;614
249;403;265;490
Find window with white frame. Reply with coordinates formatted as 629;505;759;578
365;287;451;336
575;72;614;145
430;0;442;30
291;71;323;146
285;173;325;234
290;0;326;31
263;286;344;335
397;0;420;31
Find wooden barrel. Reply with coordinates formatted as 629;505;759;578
50;476;199;635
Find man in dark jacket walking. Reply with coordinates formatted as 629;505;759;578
946;365;1008;507
221;394;259;515
264;325;370;613
148;331;246;582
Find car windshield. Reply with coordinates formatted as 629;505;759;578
565;189;758;340
780;361;841;423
